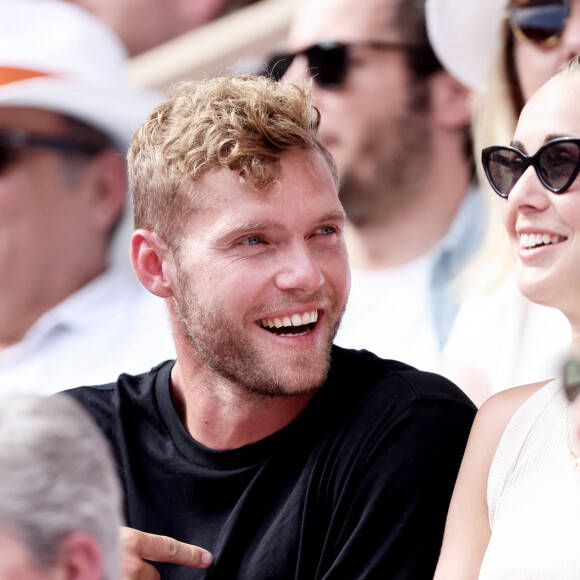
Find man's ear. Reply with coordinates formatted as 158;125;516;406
54;532;103;580
131;229;176;298
428;70;473;129
85;150;128;235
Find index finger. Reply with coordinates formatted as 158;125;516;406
121;527;213;568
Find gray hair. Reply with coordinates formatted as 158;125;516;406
0;394;123;580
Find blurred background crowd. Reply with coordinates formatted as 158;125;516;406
1;0;577;403
3;0;580;577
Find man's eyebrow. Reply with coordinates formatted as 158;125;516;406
218;221;271;241
218;210;346;241
318;209;347;223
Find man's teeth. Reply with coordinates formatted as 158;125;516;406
520;233;561;249
260;311;318;330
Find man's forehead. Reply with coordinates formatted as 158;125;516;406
187;155;342;234
0;106;65;130
289;0;394;45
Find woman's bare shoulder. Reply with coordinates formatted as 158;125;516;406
475;379;552;444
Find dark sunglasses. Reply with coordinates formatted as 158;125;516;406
266;40;417;88
0;129;105;173
482;137;580;198
507;0;570;47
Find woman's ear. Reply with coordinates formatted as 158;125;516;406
130;229;176;298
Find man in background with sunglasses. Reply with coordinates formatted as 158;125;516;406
0;0;175;393
273;0;483;372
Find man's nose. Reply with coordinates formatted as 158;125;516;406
273;241;325;293
282;54;310;83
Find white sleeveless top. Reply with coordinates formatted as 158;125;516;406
479;379;580;579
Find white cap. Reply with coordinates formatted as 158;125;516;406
425;0;508;90
0;0;164;149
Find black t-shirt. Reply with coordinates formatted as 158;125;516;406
66;346;475;580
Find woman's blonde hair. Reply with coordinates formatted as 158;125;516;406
462;34;580;297
458;18;523;295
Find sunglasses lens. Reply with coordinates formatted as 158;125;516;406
0;143;16;173
509;1;569;45
307;44;347;87
266;54;294;82
538;141;580;190
485;148;527;197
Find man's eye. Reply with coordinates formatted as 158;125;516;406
319;226;336;235
245;235;263;245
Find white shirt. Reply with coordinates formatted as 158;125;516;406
334;186;484;373
335;251;440;371
442;274;572;394
0;268;176;394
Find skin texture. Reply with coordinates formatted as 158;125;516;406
0;107;126;350
0;529;52;580
62;0;230;56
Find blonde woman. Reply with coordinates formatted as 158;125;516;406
434;56;580;579
426;0;577;404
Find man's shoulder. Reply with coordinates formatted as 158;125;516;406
330;346;474;403
63;359;173;417
313;348;475;476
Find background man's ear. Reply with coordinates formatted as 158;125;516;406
54;532;103;580
429;70;473;129
131;229;176;298
85;150;128;235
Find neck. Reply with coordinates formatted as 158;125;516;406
170;358;315;450
0;262;107;351
346;132;471;270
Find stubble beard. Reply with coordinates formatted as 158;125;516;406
174;273;345;399
338;88;432;227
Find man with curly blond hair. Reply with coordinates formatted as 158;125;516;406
66;74;475;579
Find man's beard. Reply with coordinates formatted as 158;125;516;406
174;269;345;399
338;89;432;227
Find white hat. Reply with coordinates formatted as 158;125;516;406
425;0;508;90
0;0;164;149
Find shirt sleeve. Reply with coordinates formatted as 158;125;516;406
318;396;474;580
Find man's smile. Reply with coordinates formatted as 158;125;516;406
257;310;319;336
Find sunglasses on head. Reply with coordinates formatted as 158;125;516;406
507;0;570;47
266;40;417;88
482;137;580;198
0;129;105;173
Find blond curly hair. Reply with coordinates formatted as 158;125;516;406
128;74;337;248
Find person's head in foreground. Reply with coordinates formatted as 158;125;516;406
0;394;123;580
128;74;350;400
